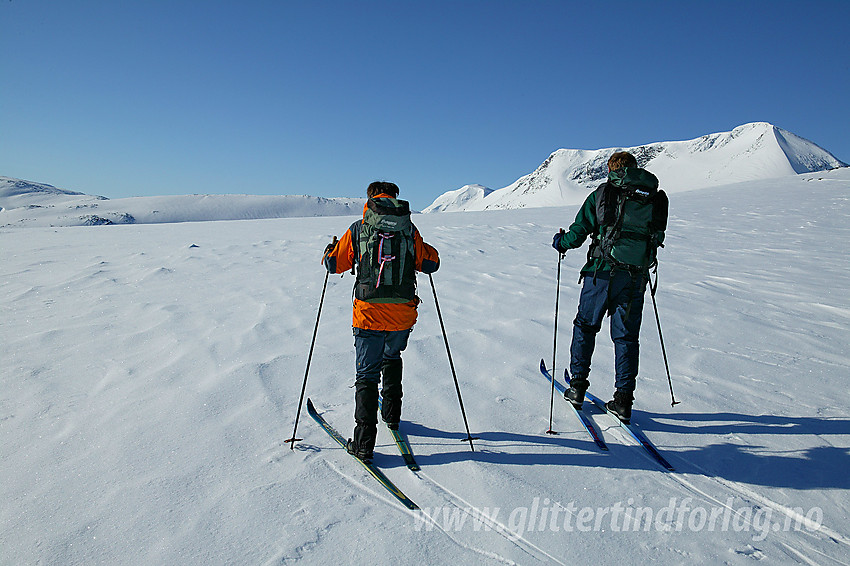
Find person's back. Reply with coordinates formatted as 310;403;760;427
323;181;439;461
552;152;668;422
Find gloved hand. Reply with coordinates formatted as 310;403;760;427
552;230;567;254
324;236;338;255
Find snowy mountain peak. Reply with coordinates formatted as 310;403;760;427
0;176;91;200
422;184;493;213
424;122;847;212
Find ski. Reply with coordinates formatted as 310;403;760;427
378;398;420;471
388;427;420;471
539;359;608;451
306;398;418;510
583;390;675;472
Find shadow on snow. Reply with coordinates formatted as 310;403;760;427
379;411;850;490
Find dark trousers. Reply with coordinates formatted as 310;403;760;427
352;327;411;451
569;270;646;393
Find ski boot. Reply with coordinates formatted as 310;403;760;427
606;390;634;424
565;375;589;409
345;438;374;462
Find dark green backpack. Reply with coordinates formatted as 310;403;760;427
350;197;417;303
592;168;668;272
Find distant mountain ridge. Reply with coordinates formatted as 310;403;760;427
0;177;92;199
4;122;846;226
423;122;847;212
0;176;365;228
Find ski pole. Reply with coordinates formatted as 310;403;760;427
286;241;334;449
649;269;679;407
547;234;565;435
428;273;476;452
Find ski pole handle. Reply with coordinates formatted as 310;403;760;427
324;235;338;255
553;228;566;257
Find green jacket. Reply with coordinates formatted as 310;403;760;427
557;167;667;274
560;190;609;273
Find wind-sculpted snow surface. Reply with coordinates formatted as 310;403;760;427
424;122;847;212
2;169;850;565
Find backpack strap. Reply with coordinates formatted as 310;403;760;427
375;232;397;289
597;185;628;266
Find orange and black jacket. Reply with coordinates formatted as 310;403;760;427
323;194;440;331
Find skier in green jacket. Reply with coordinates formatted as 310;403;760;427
552;151;668;423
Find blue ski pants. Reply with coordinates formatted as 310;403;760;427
569;270;647;393
352;328;411;448
354;327;411;385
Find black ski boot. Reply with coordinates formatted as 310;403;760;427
565;375;589;409
351;381;379;461
606;390;634;424
380;358;403;430
346;438;374;462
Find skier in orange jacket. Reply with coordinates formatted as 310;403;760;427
323;181;439;461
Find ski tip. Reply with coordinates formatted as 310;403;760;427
306;398;316;411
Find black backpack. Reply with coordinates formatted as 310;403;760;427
349;197;417;303
591;168;668;272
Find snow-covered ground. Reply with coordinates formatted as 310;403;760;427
2;168;849;565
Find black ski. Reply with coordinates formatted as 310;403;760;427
378;397;420;471
583;391;675;472
539;359;608;451
306;398;418;509
388;427;420;471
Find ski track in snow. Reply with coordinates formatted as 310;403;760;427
2;170;850;565
552;394;846;565
413;469;569;565
304;404;556;565
574;390;850;556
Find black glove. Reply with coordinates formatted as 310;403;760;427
552;231;567;254
324;236;338;255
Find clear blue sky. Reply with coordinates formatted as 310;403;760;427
2;1;848;210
